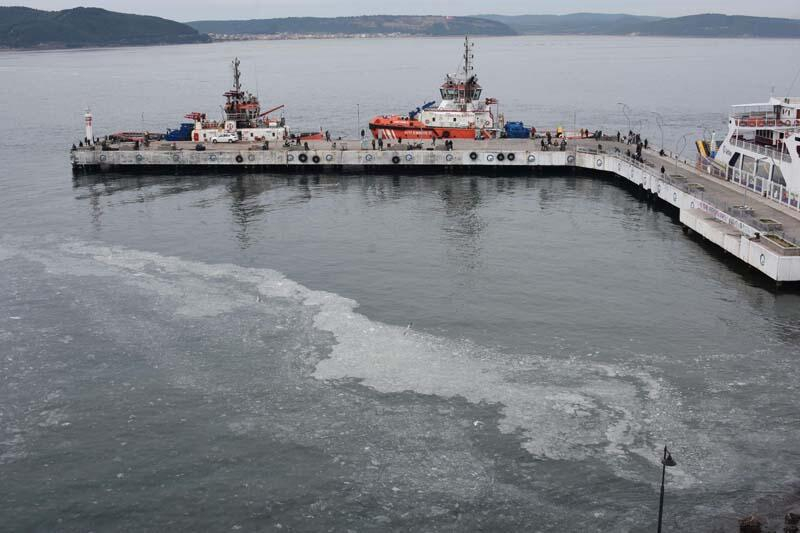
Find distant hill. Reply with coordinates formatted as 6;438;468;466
618;14;800;38
480;13;800;38
0;7;211;49
188;15;516;37
480;13;663;35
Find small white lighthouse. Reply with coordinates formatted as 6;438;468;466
84;108;93;143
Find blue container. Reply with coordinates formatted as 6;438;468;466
504;121;530;139
165;123;195;142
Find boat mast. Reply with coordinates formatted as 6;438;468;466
225;57;245;124
233;57;242;96
462;36;473;112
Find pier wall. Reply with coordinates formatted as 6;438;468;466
70;147;800;283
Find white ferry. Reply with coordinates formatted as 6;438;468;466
707;97;800;208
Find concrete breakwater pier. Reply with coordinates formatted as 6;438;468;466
71;138;800;284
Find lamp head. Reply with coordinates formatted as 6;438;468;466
662;451;677;467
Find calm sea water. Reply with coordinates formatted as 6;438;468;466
1;36;799;532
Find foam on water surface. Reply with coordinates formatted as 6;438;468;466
0;236;777;490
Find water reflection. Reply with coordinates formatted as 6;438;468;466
226;176;273;249
71;172;800;304
438;177;486;274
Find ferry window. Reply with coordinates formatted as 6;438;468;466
728;152;740;167
756;160;770;179
474;89;482;99
741;155;755;174
771;165;786;186
453;118;457;122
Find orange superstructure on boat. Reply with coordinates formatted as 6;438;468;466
369;37;499;141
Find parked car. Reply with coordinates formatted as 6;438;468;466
210;133;238;144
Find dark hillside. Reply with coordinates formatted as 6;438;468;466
0;7;211;49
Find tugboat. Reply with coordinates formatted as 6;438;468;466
369;37;500;141
189;58;323;144
703;96;800;205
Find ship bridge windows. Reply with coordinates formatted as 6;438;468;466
440;88;458;100
439;87;482;101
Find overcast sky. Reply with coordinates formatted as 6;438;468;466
3;0;799;22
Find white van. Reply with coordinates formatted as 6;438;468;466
210;133;238;144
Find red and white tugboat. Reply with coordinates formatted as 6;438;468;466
190;58;323;144
369;37;500;141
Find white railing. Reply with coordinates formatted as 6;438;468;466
729;138;792;163
728;167;800;214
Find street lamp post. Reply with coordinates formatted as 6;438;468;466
674;133;692;172
657;445;677;533
617;102;632;134
651;111;665;151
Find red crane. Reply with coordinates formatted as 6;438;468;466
259;104;285;118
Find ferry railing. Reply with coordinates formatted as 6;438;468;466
667;168;800;244
729;138;792;163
